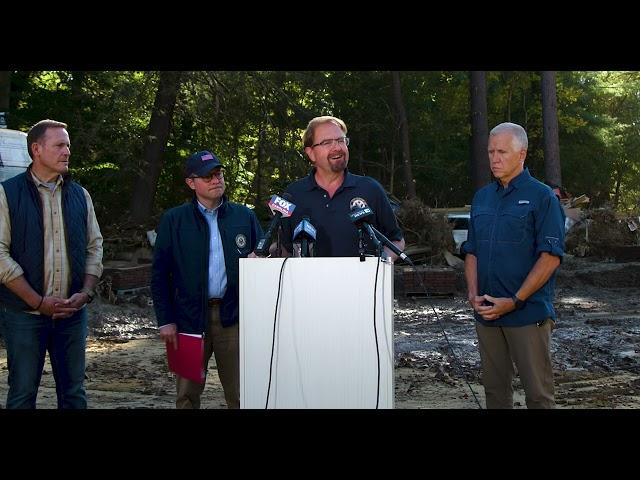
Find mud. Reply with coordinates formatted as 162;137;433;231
1;256;639;409
394;256;640;408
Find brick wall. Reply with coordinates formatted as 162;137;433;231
395;266;457;297
102;263;152;291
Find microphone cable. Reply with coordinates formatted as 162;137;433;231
389;244;481;407
405;262;483;409
372;257;382;409
265;256;386;408
265;257;290;409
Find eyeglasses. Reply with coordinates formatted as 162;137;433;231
310;136;350;149
190;170;224;182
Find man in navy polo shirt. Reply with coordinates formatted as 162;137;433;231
152;150;262;409
462;122;565;409
280;116;404;259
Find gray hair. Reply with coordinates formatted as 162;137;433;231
490;122;528;151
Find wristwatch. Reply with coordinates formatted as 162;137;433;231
80;287;96;304
511;295;526;310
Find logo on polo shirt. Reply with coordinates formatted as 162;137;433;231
350;197;368;210
235;234;247;249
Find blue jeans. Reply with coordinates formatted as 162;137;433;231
2;307;88;409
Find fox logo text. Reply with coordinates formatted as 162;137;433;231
268;195;296;217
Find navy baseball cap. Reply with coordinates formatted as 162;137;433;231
184;150;224;177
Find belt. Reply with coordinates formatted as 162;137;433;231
208;298;222;306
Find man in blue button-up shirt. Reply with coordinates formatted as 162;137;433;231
462;122;565;409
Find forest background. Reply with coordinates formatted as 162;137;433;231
1;71;639;231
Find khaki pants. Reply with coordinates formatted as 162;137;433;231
176;306;240;409
476;319;555;409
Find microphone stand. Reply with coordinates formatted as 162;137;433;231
358;226;366;262
363;222;383;258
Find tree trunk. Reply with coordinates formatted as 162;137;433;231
356;140;364;174
254;123;265;209
506;83;512;122
541;71;562;187
0;71;11;127
613;174;621;209
130;71;182;224
469;71;491;191
389;148;395;195
391;71;416;199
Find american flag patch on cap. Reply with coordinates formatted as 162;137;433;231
201;153;214;161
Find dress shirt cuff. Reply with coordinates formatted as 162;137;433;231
460;240;474;256
537;236;564;260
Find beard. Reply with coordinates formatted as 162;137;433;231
329;158;347;172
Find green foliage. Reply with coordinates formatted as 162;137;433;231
10;71;157;222
8;70;640;229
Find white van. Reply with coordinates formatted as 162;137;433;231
0;128;32;183
432;207;471;254
447;212;470;254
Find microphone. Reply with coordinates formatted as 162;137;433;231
292;216;316;257
348;206;411;263
370;224;410;263
348;206;382;256
348;205;375;225
254;193;296;256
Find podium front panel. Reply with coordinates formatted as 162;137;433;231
240;257;394;409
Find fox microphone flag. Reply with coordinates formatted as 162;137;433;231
255;194;296;256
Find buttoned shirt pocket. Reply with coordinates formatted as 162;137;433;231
471;207;495;242
496;206;530;244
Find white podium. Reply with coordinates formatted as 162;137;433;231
239;257;394;409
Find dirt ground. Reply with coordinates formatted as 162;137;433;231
1;255;639;409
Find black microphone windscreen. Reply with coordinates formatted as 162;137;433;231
348;206;374;225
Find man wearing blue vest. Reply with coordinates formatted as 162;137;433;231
152;150;262;409
463;122;565;409
0;119;103;409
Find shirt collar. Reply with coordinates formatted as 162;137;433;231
303;167;355;191
30;169;64;188
197;198;223;215
494;167;531;191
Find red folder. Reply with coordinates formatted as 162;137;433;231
166;333;205;384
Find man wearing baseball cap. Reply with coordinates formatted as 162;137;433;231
151;150;263;408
